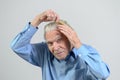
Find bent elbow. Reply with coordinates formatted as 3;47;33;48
96;64;110;79
10;41;17;52
101;66;110;79
10;41;19;52
10;41;24;53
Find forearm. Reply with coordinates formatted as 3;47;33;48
31;15;43;27
31;10;59;27
11;23;37;52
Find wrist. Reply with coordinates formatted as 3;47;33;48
75;40;82;49
31;16;42;27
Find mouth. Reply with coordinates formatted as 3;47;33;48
55;51;64;56
57;52;63;55
53;50;67;60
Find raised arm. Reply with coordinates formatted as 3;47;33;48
57;22;110;79
31;9;59;27
11;10;59;66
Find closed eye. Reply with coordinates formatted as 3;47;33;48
56;37;63;43
47;42;53;46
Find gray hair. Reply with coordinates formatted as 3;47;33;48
44;20;72;39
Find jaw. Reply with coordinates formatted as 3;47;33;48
53;50;69;60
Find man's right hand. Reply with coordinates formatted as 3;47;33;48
31;10;60;27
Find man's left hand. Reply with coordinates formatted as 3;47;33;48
57;24;82;49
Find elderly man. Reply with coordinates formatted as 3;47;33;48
11;10;110;80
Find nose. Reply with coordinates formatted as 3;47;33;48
53;42;59;50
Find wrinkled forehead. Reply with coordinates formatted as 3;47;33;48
45;30;62;42
44;20;68;33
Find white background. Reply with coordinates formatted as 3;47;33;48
1;0;120;80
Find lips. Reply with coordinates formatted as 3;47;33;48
57;51;64;55
54;50;64;56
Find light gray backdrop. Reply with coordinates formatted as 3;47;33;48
1;0;120;80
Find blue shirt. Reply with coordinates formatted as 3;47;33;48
11;23;110;80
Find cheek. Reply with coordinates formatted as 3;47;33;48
60;43;70;54
62;43;67;49
63;41;70;50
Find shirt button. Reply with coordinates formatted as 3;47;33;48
78;54;81;57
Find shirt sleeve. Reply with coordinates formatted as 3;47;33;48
10;22;43;67
72;44;110;79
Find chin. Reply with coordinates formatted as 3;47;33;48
56;56;66;60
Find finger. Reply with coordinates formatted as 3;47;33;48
57;25;73;35
59;29;74;46
58;23;72;30
51;12;60;21
45;12;58;21
46;15;55;21
54;14;60;22
49;10;60;21
58;27;71;38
